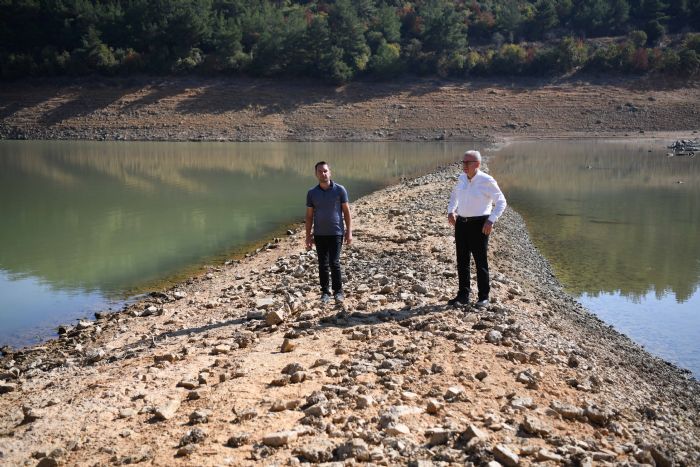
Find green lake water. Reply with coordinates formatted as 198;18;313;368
489;139;700;378
0;140;463;346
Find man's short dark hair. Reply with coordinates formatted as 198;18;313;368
315;161;328;171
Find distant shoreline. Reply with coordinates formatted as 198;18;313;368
1;75;698;143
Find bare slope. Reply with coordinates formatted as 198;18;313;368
1;76;698;142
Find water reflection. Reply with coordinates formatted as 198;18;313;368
490;140;700;376
0;141;463;346
491;140;700;302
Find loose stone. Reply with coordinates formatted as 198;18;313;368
263;430;298;447
154;398;181;420
493;444;520;467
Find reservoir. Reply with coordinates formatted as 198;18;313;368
2;139;698;379
0;140;463;346
490;139;700;378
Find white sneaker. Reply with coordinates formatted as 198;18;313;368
475;299;489;308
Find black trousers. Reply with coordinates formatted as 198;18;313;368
314;235;343;294
455;216;490;301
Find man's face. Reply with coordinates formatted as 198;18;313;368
462;155;480;177
316;164;331;183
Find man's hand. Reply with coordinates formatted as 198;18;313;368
448;213;456;226
345;231;353;246
305;234;314;251
482;220;493;235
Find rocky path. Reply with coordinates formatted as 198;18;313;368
1;163;698;466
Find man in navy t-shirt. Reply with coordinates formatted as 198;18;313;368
305;161;352;304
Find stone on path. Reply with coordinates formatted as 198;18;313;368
265;309;286;326
0;383;17;394
493;444;520;467
522;415;552;437
263;430;298;447
281;338;296;353
155;398;181;420
226;433;250;448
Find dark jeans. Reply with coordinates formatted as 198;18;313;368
455;216;490;301
314;235;343;294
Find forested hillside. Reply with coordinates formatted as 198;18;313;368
1;0;699;81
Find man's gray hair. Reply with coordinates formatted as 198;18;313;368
463;150;482;162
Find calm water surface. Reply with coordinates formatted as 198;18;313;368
490;140;700;378
0;140;464;346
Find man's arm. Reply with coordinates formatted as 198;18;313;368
447;184;458;226
305;206;314;250
483;178;507;235
341;202;352;245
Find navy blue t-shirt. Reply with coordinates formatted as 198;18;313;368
306;181;349;236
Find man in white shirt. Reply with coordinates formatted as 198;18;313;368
447;150;507;308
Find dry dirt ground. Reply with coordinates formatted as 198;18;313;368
0;163;698;466
0;75;698;142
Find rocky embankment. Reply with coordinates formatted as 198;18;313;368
1;164;699;466
1;76;699;142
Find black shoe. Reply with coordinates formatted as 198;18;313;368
447;295;468;307
320;293;331;304
334;291;344;303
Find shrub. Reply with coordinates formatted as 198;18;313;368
683;33;700;54
492;43;527;74
555;36;588;72
660;48;681;73
369;40;402;77
629;47;649;72
679;49;700;75
628;30;647;48
173;48;203;73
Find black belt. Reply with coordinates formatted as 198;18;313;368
457;215;489;222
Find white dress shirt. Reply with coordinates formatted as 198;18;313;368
447;170;507;223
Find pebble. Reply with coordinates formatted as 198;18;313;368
0;383;17;394
356;395;375;409
76;320;93;330
493;444;519;467
189;409;210;424
226;433;250;448
179;427;207;446
522;415;552;436
265;309;286;326
426;428;450;446
486;330;503;344
294;439;335;463
384;423;410;435
263;430;298;447
118;408;136;419
445;386;465;400
177;379;198;390
176;444;197;457
155;398;181;420
426;399;443;415
281;338;296;353
213;344;231;355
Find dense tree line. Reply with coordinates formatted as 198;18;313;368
1;0;699;81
